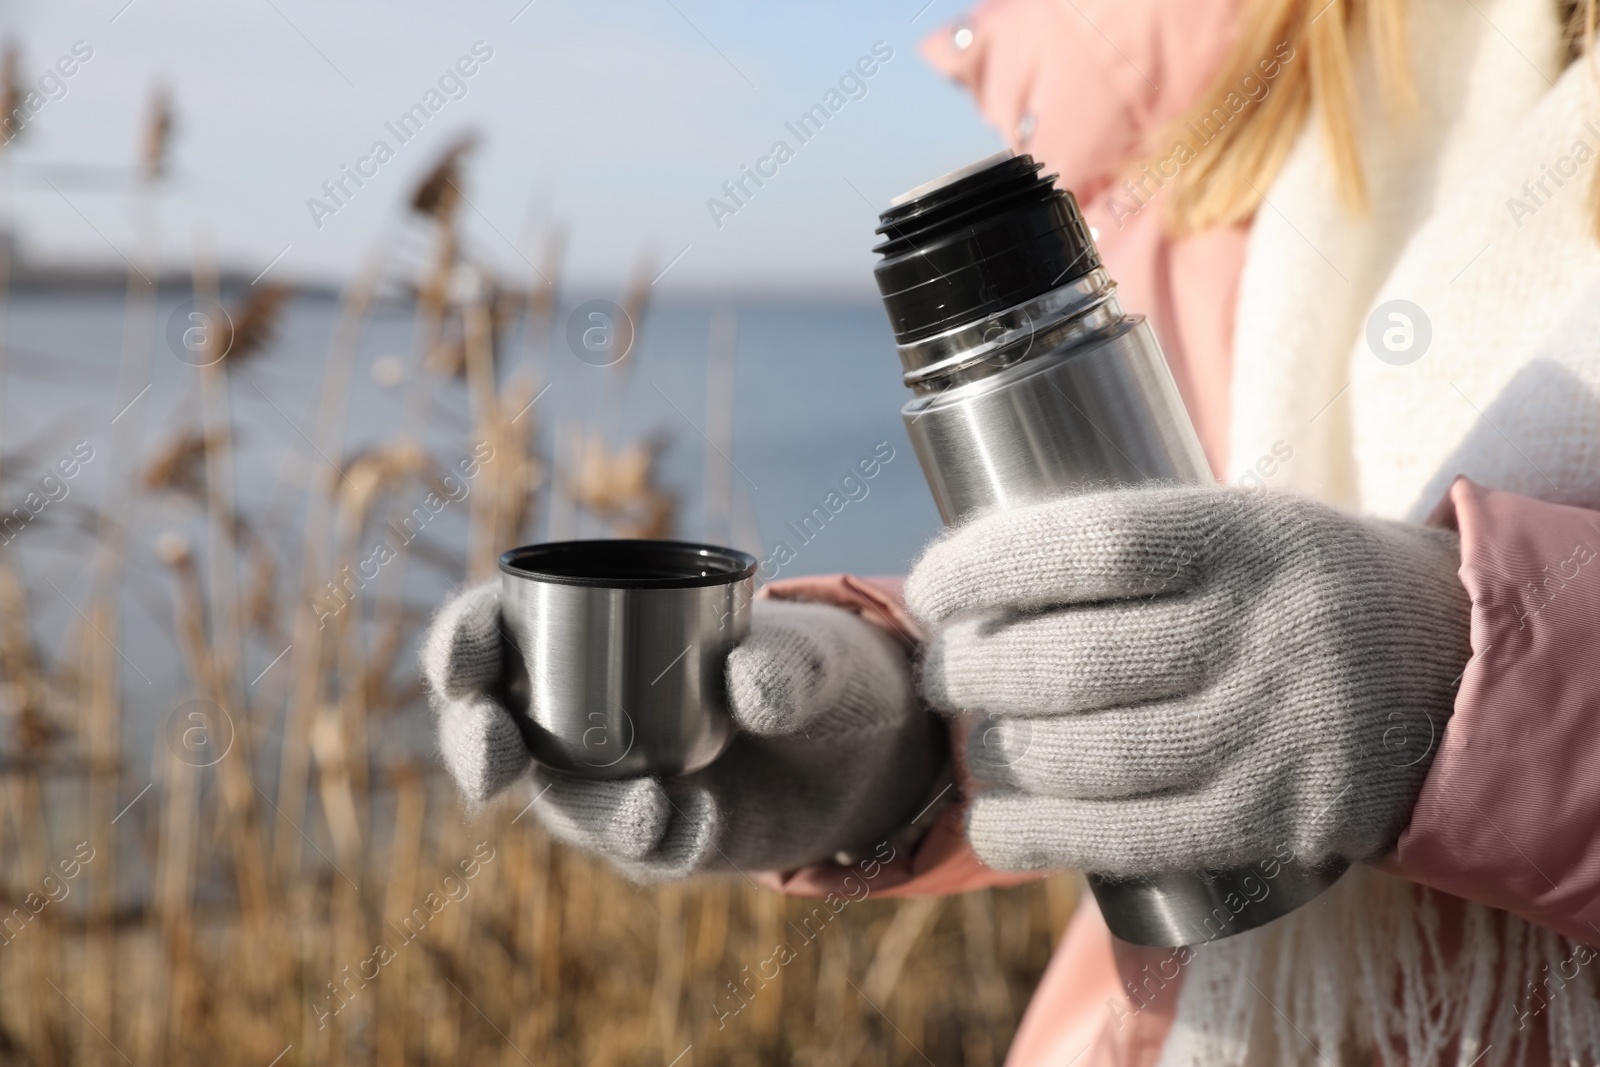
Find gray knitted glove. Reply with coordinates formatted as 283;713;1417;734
422;585;942;882
904;485;1471;878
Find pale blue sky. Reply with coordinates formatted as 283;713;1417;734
0;0;1002;292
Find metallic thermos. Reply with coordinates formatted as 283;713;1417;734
872;151;1346;947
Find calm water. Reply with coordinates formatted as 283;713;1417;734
3;287;943;746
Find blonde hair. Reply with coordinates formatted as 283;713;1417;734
1158;0;1600;237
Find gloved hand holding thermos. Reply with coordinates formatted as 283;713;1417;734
426;151;1467;951
878;152;1467;947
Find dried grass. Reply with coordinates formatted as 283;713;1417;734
0;127;1074;1067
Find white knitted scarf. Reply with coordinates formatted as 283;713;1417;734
1161;0;1600;1063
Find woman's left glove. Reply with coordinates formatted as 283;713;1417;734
423;591;943;882
905;485;1472;878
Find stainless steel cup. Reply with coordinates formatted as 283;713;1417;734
498;539;755;780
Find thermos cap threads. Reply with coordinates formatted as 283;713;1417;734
873;151;1101;345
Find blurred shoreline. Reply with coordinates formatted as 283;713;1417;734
0;253;886;306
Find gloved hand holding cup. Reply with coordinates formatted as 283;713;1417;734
424;539;942;881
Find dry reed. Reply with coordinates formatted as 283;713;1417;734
0;126;1074;1067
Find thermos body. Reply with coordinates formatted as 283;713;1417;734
901;312;1352;946
874;151;1346;948
903;310;1210;521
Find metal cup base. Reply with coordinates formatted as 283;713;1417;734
1087;860;1350;947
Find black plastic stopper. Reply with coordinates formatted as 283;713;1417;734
873;152;1100;345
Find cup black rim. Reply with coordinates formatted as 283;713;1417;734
498;539;758;589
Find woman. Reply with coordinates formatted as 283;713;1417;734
424;0;1600;1062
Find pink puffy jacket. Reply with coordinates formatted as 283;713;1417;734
758;2;1600;1064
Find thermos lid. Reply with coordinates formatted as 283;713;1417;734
873;151;1100;345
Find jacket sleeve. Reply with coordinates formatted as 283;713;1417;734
1389;477;1600;945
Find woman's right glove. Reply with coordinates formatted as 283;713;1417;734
422;587;943;882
